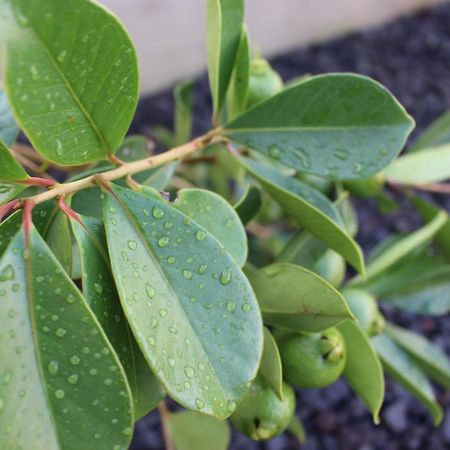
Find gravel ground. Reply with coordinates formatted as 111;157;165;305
130;4;450;449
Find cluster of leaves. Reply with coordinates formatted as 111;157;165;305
1;0;450;448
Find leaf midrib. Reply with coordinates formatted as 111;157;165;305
225;123;410;133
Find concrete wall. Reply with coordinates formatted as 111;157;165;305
102;0;442;94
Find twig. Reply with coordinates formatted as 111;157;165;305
158;401;175;450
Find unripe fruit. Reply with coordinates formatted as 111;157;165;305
313;250;346;288
278;328;346;389
231;379;295;440
343;288;384;336
246;58;283;109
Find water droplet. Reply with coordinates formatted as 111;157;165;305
94;283;103;294
104;378;113;386
122;427;133;436
66;294;76;304
67;374;79;385
242;303;252;312
152;207;164;219
195;398;205;409
169;326;178;335
1;371;11;385
167;256;176;264
159;308;168;318
55;328;67;338
55;139;63;156
227;301;236;312
168;357;175;367
195;230;206;241
48;360;59;375
146;284;155;299
219;268;232;285
127;240;137;250
57;50;67;63
0;265;15;282
55;389;65;399
268;144;282;160
332;148;350;161
184;366;195;378
227;400;237;413
70;356;81;365
182;270;193;280
293;147;310;168
198;264;208;275
158;236;170;248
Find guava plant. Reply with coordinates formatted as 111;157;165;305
1;0;450;449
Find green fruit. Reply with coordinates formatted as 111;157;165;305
231;379;295;440
313;250;346;288
246;58;283;109
343;288;384;336
344;174;385;199
278;328;346;389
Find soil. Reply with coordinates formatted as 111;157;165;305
129;3;450;449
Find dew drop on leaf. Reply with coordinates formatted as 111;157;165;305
127;240;137;250
219;268;232;285
48;360;59;376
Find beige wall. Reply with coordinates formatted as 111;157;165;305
102;0;442;94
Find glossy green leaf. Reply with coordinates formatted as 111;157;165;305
227;25;250;120
103;184;263;418
385;144;450;184
247;263;353;332
71;215;164;418
2;0;138;165
224;73;414;179
239;156;364;273
276;231;327;267
0;225;134;449
386;324;450;391
174;80;194;145
0;139;28;182
0;183;25;205
259;327;283;400
372;334;443;425
338;320;384;423
410;110;450;151
0;90;19;146
173;188;247;267
234;184;262;225
354;210;447;283
206;0;244;119
168;410;231;450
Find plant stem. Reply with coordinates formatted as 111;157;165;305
20;129;220;207
158;401;175;450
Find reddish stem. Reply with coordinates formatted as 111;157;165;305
57;197;82;224
22;177;57;188
0;200;20;222
22;200;35;246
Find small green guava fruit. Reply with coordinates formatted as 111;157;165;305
343;288;384;336
231;378;295;440
246;58;284;109
344;173;385;199
313;250;346;288
278;328;346;389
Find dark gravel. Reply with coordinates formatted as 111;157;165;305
130;3;450;449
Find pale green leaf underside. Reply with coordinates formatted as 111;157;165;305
0;139;28;182
168;410;231;450
2;0;138;165
410;110;450;151
0;90;19;146
173;188;248;267
247;263;353;332
238;157;364;274
0;226;133;450
225;73;414;179
372;334;443;425
103;185;263;419
385;144;450;184
338;320;384;423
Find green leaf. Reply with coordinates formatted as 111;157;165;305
173;188;248;267
338;320;384;423
206;0;244;119
355;210;447;283
259;327;283;400
386;324;450;391
0;90;19;146
227;25;250;120
372;334;443;425
0;225;134;448
247;263;353;332
174;80;195;145
238;156;364;273
103;184;263;418
71;215;164;418
224;73;414;179
234;184;262;225
385;144;450;184
412;196;450;261
0;139;28;182
410;110;450;151
168;410;231;450
287;415;307;444
0;183;25;205
2;0;138;165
